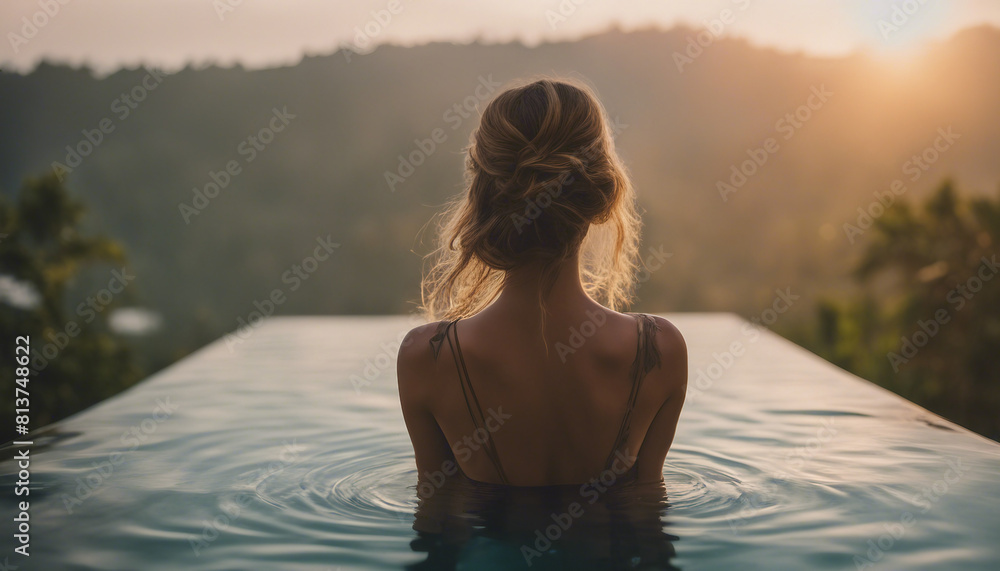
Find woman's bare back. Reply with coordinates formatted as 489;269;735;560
398;305;687;486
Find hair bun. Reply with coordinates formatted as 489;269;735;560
420;77;642;320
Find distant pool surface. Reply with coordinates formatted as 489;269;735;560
3;314;1000;570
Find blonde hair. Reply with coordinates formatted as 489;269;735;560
420;77;642;321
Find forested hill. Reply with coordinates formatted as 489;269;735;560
2;25;999;352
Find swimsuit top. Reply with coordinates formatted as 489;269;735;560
428;312;662;486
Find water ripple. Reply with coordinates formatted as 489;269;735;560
255;448;416;526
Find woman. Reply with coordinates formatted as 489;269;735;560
398;77;687;490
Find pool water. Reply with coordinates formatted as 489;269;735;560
3;314;999;570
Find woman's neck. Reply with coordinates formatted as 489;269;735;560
490;253;598;317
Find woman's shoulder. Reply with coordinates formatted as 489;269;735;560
397;320;451;400
616;312;685;349
641;314;686;350
399;320;451;365
629;313;688;386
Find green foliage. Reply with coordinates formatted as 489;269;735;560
0;174;141;442
794;181;1000;439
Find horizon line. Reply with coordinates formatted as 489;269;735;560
3;22;997;79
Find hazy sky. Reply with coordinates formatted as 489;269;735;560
3;0;1000;74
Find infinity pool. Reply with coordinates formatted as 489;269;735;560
3;314;999;569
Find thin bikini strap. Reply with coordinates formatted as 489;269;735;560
603;313;661;471
438;318;509;484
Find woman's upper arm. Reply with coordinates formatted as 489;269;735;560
635;317;688;483
397;324;455;477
